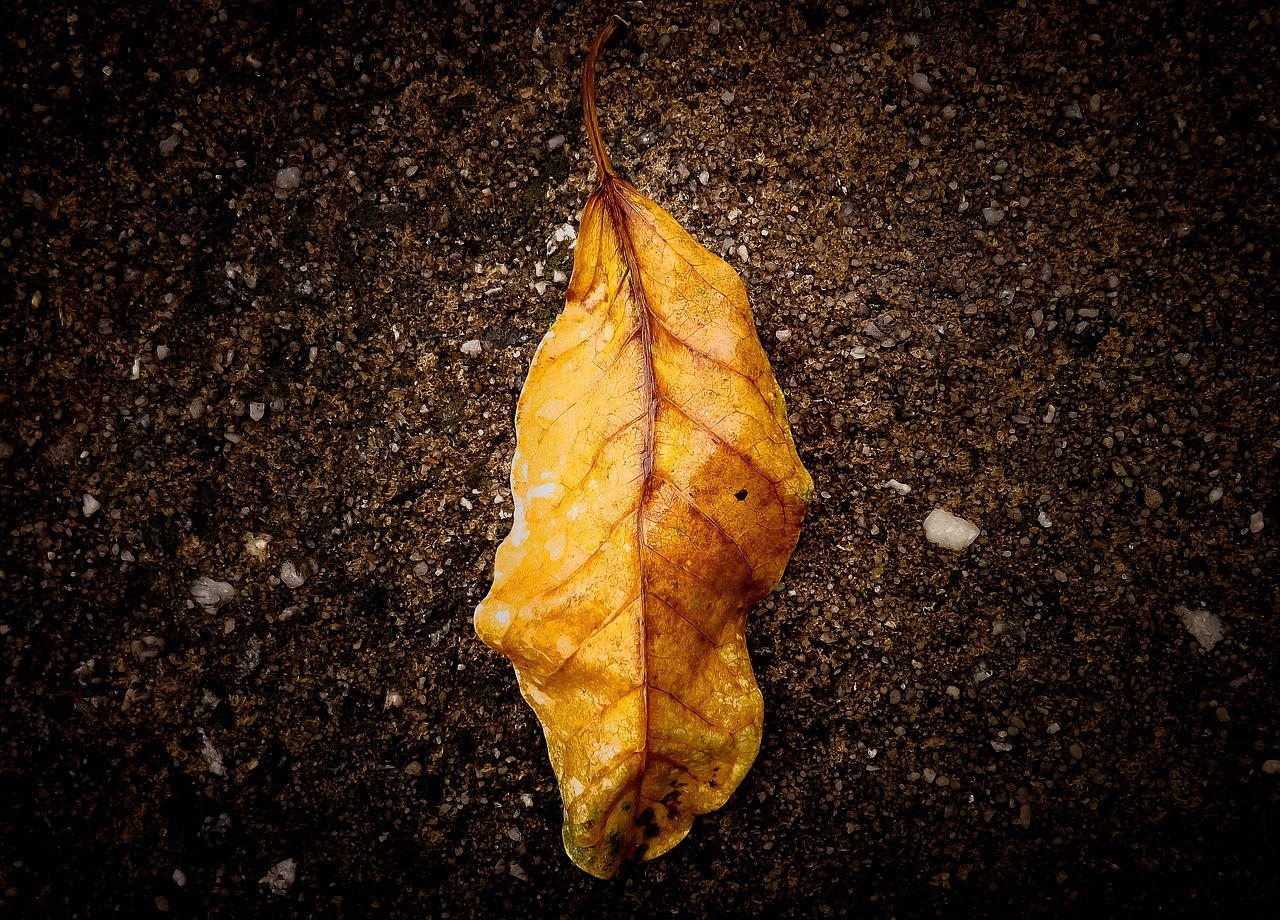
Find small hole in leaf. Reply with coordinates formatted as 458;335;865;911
735;489;748;500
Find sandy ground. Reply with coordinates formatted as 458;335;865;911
2;0;1278;915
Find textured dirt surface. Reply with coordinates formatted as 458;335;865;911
2;1;1278;916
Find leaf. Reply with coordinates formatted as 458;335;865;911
474;19;812;878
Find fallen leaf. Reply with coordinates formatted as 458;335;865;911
474;19;812;878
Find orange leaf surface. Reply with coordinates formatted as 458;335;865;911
473;20;812;878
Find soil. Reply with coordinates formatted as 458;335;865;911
2;1;1278;916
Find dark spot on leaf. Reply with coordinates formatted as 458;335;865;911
636;807;655;827
644;823;661;838
735;489;748;500
709;780;718;788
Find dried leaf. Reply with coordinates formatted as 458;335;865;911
474;19;812;878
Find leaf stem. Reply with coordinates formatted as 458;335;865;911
582;17;626;182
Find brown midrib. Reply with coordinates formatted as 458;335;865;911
600;175;658;856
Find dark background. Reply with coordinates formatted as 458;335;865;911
2;0;1277;916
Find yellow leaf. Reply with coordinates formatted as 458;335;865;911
474;19;812;878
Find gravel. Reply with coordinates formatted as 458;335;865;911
1;0;1277;916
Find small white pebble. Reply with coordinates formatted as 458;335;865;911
885;479;911;494
1250;511;1265;533
775;329;791;341
82;493;101;517
260;858;297;895
249;401;266;422
982;206;1006;224
553;269;567;284
1037;510;1053;528
200;731;226;776
275;167;301;190
923;508;980;551
460;339;482;356
159;134;179;154
156;344;170;360
279;561;306;589
1262;760;1280;775
190;577;235;612
460;496;474;511
909;72;931;92
172;869;187;886
547;134;565;150
1177;605;1223;651
243;533;271;560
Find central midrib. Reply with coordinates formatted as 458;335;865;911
599;175;657;846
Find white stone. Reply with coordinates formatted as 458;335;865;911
199;730;226;776
885;479;911;494
1176;605;1223;651
82;493;101;517
1250;511;1265;533
190;577;235;612
910;72;931;92
243;532;271;560
923;508;980;551
260;858;297;895
460;339;482;355
279;561;305;589
275;167;301;189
